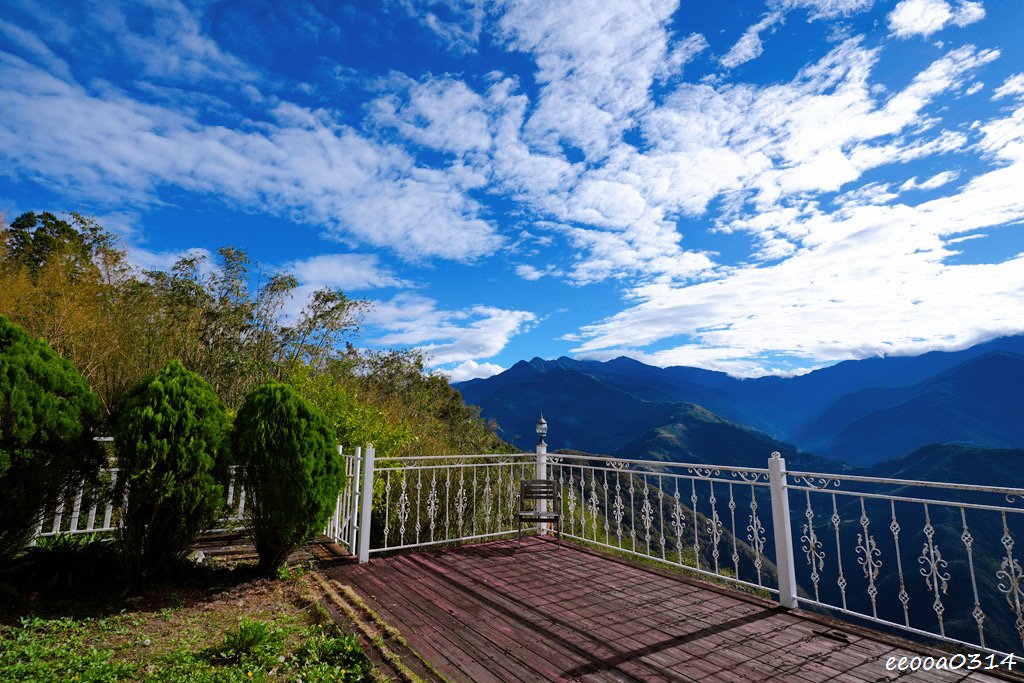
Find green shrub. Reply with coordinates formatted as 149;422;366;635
114;360;230;583
234;382;343;575
15;533;120;594
0;315;100;563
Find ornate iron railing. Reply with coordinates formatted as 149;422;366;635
30;439;1024;656
545;453;779;596
323;450;363;555
367;453;536;553
787;468;1024;656
351;447;1024;656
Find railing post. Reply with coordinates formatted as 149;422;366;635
768;451;798;609
536;439;547;535
349;446;361;554
357;444;375;564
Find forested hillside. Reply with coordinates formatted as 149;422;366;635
0;211;512;458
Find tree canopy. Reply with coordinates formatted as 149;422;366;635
0;211;512;456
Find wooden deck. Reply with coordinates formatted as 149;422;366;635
325;537;1012;682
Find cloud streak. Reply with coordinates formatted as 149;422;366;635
369;294;536;366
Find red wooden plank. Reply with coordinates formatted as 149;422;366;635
328;537;1014;683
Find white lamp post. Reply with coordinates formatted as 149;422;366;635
535;414;548;533
535;413;548;448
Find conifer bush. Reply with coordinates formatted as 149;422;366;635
233;381;343;575
114;360;230;582
0;315;100;563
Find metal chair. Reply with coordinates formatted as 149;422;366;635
517;478;561;545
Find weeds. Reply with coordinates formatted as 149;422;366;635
0;583;374;681
203;618;284;668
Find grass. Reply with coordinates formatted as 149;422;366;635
0;569;377;682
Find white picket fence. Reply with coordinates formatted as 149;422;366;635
30;446;363;556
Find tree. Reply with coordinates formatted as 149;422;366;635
5;211;104;276
0;212;143;421
288;364;410;459
345;350;515;456
0;315;100;563
1;209;513;459
114;360;230;582
233;382;343;575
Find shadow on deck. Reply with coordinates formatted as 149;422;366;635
324;536;1011;682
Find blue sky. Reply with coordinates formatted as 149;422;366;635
2;0;1023;380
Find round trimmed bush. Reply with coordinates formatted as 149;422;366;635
115;360;230;582
0;315;100;563
233;381;343;575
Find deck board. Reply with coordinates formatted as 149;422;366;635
325;537;1012;682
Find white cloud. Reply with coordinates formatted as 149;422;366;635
0;53;503;262
899;170;959;191
397;0;485;53
0;18;73;81
443;359;505;382
369;293;536;365
370;77;492;154
721;13;783;69
569;101;1024;373
656;33;709;81
776;0;875;19
993;73;1024;101
945;232;986;244
515;263;562;281
281;254;411;290
835;181;898;208
496;0;680;157
887;0;985;39
117;0;258;84
458;28;996;286
127;245;213;273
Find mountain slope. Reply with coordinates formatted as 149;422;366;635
462;364;681;453
611;404;840;470
815;351;1024;465
732;335;1024;436
454;336;1024;466
863;442;1024;485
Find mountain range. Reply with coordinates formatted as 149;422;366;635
455;335;1024;467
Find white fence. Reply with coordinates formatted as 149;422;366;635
348;447;1024;658
786;469;1024;656
31;442;1024;656
31;447;362;556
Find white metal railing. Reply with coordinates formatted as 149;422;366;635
366;452;536;555
354;447;780;595
324;449;362;555
349;446;1024;657
546;452;781;597
31;468;125;543
786;466;1024;657
30;438;1024;656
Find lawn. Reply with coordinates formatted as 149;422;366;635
0;566;377;682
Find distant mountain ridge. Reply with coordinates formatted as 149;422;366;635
455;335;1024;466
